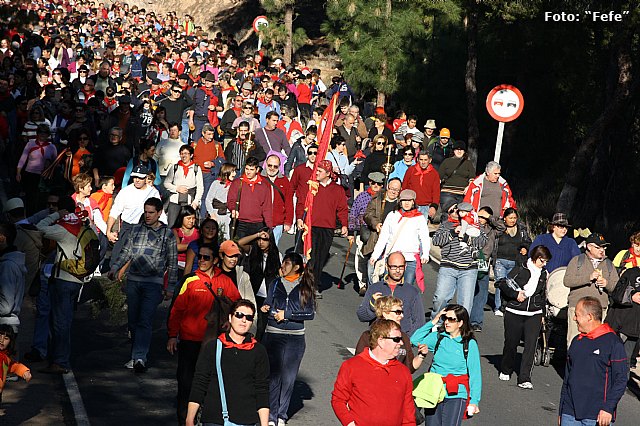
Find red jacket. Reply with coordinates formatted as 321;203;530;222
227;174;274;227
402;164;441;207
331;350;415;426
307;181;348;229
167;269;240;341
291;163;314;217
266;175;294;226
463;173;516;215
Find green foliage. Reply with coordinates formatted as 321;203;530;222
324;0;429;98
259;0;309;58
91;277;128;326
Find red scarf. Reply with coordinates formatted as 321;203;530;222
232;107;241;117
577;323;615;340
398;208;423;222
218;177;232;188
199;86;219;127
218;332;256;350
178;160;194;177
366;187;379;197
623;248;639;268
28;140;51;157
241;174;263;192
150;87;164;98
412;164;435;186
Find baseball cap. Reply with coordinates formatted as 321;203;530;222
585;233;610;247
130;165;149;179
220;240;241;256
3;198;24;213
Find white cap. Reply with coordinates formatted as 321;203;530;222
3;198;24;213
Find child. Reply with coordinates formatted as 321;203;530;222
90;176;115;222
0;325;32;405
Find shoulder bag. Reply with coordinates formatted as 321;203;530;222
372;217;409;282
329;151;351;190
215;338;243;426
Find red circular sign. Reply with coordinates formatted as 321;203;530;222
253;16;269;33
486;84;524;122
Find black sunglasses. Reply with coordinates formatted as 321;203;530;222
383;336;403;343
307;151;318;155
233;312;254;322
444;316;460;323
197;254;212;261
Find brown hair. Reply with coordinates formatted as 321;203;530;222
72;173;92;193
629;231;640;245
219;163;237;183
368;318;400;350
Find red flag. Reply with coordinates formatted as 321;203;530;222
302;93;340;259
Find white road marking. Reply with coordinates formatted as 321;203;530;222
347;347;355;355
63;371;91;425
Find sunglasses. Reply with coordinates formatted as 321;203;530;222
444;316;460;323
383;336;403;343
172;89;182;93
404;152;414;156
387;309;404;315
375;142;385;146
266;164;279;169
307;151;318;156
224;253;240;259
197;254;212;261
233;311;254;322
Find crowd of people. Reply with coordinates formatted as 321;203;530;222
0;1;639;426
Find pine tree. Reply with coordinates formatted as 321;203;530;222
260;0;308;65
325;0;430;106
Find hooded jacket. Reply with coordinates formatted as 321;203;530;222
463;174;516;215
0;248;27;328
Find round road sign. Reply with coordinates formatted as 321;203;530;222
253;16;269;33
486;84;524;122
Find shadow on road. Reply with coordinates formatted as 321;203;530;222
288;376;315;421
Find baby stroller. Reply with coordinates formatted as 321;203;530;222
534;267;569;367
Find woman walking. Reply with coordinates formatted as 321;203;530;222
261;252;316;426
411;304;482;426
496;245;551;390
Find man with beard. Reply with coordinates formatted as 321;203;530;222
224;121;266;170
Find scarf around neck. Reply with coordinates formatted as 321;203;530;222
219;332;256;350
178;160;194;177
413;163;435;186
398;208;422;222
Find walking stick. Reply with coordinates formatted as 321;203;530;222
336;237;354;289
293;210;308;253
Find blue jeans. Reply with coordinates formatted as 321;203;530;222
560;413;598;426
417;205;430;221
431;267;477;320
263;332;306;423
425;397;466;426
126;279;164;362
181;117;191;143
50;278;82;369
470;273;490;327
32;268;52;358
494;258;516;311
404;260;417;286
273;224;283;247
201;172;215;220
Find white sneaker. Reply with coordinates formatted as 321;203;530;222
499;373;510;381
494;310;504;317
518;381;533;390
124;359;134;369
278;420;286;426
268;422;276;426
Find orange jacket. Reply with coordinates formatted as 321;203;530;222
167;269;241;341
1;351;29;392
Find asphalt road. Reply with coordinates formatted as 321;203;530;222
6;233;640;425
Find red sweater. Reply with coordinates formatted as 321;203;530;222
167;269;240;341
331;350;415;426
291;163;314;217
402;164;441;207
306;181;348;229
267;176;294;226
226;175;274;227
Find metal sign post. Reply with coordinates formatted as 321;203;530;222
486;84;524;163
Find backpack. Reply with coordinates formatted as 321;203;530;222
433;332;470;364
58;224;100;280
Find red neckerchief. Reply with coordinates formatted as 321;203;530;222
150;87;163;97
178;160;194;177
577;323;615;340
28;140;51;156
218;177;232;188
241;174;262;191
232;107;241;117
412;163;435;186
218;333;256;350
623;249;639;267
199;86;219;127
448;216;460;226
398;208;423;222
366;187;379;197
93;190;112;210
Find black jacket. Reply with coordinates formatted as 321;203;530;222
498;263;547;314
606;267;640;338
189;335;269;424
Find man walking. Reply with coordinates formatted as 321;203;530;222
263;154;293;246
332;318;415;426
401;150;440;221
109;198;178;373
559;297;628;426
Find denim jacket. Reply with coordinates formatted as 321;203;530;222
264;277;315;331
